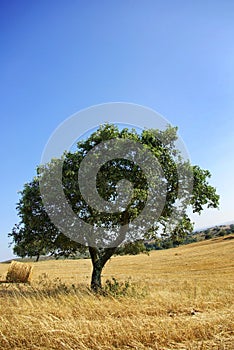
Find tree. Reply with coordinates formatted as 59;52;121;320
116;240;147;255
161;214;194;247
9;180;84;262
9;124;219;291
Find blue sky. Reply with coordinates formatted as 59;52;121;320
1;0;234;261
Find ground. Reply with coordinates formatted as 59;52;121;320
0;236;233;349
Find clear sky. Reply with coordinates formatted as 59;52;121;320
1;0;234;261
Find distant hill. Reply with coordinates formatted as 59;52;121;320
193;223;234;241
144;223;234;252
194;219;234;232
3;223;234;263
1;255;53;264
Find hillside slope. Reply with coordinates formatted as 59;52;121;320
0;235;233;350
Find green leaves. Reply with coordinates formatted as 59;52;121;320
10;123;219;265
191;165;219;213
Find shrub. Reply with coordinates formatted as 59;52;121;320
103;277;146;298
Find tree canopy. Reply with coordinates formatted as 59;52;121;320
9;124;219;290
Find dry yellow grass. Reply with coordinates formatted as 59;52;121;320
0;236;233;349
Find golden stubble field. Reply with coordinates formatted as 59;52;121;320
0;236;233;350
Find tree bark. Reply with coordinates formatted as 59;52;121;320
35;254;40;262
89;247;101;291
88;214;130;292
89;246;119;292
91;260;103;291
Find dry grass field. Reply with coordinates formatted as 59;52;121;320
0;236;233;349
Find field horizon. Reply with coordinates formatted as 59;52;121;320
0;235;233;349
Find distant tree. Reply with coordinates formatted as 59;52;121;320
217;229;225;237
116;240;147;255
9;124;219;291
205;230;212;240
161;239;173;249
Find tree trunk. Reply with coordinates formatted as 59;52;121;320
91;261;103;292
88;216;129;292
89;247;118;292
35;254;40;262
